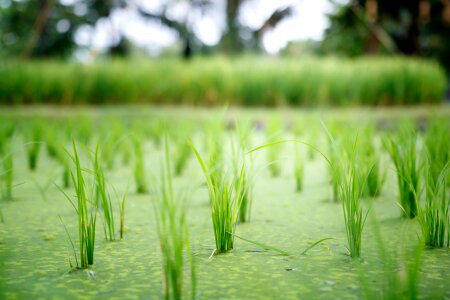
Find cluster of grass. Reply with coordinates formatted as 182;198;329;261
419;120;449;247
384;126;420;219
191;142;246;255
325;128;367;259
0;57;445;106
60;142;97;269
152;137;196;299
419;161;449;248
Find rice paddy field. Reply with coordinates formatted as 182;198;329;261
0;105;449;299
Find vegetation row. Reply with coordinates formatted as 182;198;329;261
0;56;446;106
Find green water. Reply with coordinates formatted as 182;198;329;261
1;107;449;299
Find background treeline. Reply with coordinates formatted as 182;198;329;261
0;56;445;106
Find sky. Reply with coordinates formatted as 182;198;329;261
73;0;341;55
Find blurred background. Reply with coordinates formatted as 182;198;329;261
0;0;449;105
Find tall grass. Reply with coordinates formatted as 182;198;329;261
0;57;445;106
153;137;196;299
384;127;420;218
60;142;97;269
190;143;245;255
94;146;115;241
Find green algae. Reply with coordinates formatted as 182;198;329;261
0;107;449;299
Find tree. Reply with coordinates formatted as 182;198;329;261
0;0;126;59
320;0;450;71
138;0;292;57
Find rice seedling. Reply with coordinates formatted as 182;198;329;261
0;122;15;155
173;140;191;176
231;145;252;224
326;136;342;202
325;124;368;258
118;188;127;240
153;137;196;299
61;154;70;189
384;127;420;218
201;118;225;189
338;152;366;258
59;141;97;269
132;135;148;194
43;124;60;160
120;138;133;166
359;126;385;197
293;146;304;193
24;122;43;171
94;146;115;241
266;115;283;177
190;142;245;255
418;159;449;248
423;119;449;191
250;126;366;258
1;149;13;201
232;123;254;223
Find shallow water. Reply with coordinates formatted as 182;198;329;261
1;111;449;299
